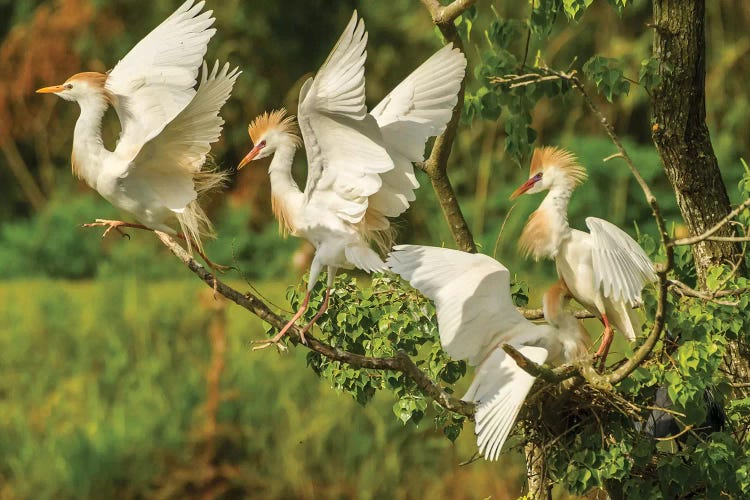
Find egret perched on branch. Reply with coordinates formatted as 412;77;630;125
510;146;656;366
387;245;588;460
238;12;466;348
36;0;239;260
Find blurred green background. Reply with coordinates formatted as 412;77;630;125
1;0;749;497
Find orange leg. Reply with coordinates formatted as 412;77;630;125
595;313;615;369
253;291;311;351
298;287;332;340
82;219;151;239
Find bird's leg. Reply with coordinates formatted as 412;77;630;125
298;286;332;339
594;314;615;370
82;219;151;239
252;291;311;352
175;233;233;273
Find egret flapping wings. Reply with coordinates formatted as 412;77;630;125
388;245;587;460
108;0;217;158
297;12;394;226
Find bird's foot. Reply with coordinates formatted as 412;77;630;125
251;337;289;353
82;219;141;239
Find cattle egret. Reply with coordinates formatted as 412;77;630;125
239;12;466;348
36;0;239;259
510;146;657;367
387;245;588;460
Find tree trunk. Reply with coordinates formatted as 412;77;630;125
652;0;750;387
524;441;552;500
651;0;743;286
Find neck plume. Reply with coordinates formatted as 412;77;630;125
268;138;303;236
519;185;572;260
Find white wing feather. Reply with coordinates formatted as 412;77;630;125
386;245;527;365
586;217;657;306
368;44;466;220
463;346;548;461
126;61;239;212
297;11;394;224
108;0;216;158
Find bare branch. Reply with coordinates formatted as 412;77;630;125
154;231;476;418
671;198;750;246
421;0;478;26
419;0;477;253
501;344;579;383
668;279;739;307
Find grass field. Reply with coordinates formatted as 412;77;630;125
0;278;537;499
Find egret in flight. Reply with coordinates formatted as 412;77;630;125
510;146;656;367
37;0;239;261
387;245;589;460
238;12;466;348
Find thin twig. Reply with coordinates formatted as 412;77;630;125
671;198;750;246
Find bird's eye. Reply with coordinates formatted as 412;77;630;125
64;84;73;90
534;172;543;180
259;140;267;148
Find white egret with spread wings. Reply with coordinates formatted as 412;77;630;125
36;0;239;261
238;12;466;348
387;245;589;460
510;146;657;366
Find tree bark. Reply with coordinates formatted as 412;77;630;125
524;441;552;500
651;0;743;286
652;0;750;388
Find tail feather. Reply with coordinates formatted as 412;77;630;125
463;345;548;461
345;245;386;273
176;162;228;254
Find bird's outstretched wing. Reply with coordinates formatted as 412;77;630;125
108;0;216;157
368;44;466;221
387;245;527;365
125;62;239;245
586;217;657;306
297;11;393;225
463;346;548;461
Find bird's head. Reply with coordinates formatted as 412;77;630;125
36;72;108;103
510;146;587;199
238;108;301;169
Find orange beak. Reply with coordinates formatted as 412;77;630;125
237;145;263;169
36;84;66;94
509;177;539;200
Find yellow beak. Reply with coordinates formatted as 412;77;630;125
237;145;262;169
36;84;66;94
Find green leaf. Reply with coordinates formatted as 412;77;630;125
563;0;594;21
638;58;662;91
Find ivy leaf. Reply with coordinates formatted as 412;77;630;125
638;58;662;92
563;0;594;21
486;18;521;49
583;56;631;102
530;0;562;38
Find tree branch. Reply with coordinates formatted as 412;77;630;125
671;198;750;246
154;231;476;418
419;0;477;253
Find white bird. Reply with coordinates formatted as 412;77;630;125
387;245;588;460
36;0;239;259
238;12;466;348
510;146;657;366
